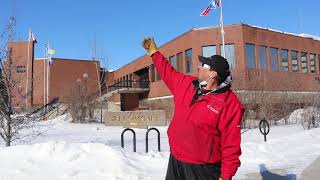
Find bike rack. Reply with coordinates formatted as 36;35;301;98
121;128;136;152
145;127;161;153
259;118;270;142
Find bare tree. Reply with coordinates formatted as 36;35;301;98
65;81;100;123
0;16;42;146
301;85;320;130
237;69;304;128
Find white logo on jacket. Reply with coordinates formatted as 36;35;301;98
207;104;219;114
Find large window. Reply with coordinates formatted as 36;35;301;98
118;78;121;86
291;51;299;72
155;69;161;81
185;49;193;73
129;73;133;87
125;75;129;87
202;45;216;58
150;64;155;82
281;49;289;72
301;52;308;73
176;52;183;72
220;44;235;69
259;46;268;69
270;48;279;71
169;55;177;70
310;54;316;74
245;44;256;69
122;76;125;87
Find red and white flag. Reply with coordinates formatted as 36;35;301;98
200;0;221;16
29;31;37;43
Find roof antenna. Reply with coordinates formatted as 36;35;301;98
11;0;16;18
91;33;97;60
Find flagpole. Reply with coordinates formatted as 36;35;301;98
43;43;47;106
47;42;50;105
25;28;31;109
219;0;226;58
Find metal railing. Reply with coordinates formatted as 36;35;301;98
107;80;150;93
88;80;150;101
29;97;60;117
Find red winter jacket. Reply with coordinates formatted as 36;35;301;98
151;51;245;180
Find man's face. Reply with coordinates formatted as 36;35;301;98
197;63;217;82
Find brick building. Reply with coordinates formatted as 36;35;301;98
107;24;320;119
6;41;101;110
4;24;320;119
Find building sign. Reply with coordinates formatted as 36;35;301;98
105;110;166;128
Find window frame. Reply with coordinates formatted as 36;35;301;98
245;43;256;69
16;65;26;73
259;46;268;70
202;45;217;58
169;55;177;70
281;49;289;72
291;51;299;72
220;44;236;69
301;52;308;73
185;48;193;74
270;47;279;72
310;53;316;74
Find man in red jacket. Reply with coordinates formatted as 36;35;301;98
142;38;245;180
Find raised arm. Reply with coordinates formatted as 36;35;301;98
142;37;192;94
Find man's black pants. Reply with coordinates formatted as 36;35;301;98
165;154;221;180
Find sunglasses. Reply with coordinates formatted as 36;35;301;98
198;63;211;69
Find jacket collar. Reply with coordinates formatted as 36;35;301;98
192;75;232;95
190;76;232;106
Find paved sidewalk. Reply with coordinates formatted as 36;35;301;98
241;157;320;180
243;168;295;180
300;157;320;180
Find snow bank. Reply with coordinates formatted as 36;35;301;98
0;112;319;179
0;141;169;180
286;108;304;124
284;107;320;125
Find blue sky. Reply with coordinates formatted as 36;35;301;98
1;0;319;70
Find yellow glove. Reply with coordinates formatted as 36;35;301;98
142;37;158;56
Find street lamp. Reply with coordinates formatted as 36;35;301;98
83;73;89;79
83;73;88;98
82;73;103;123
76;78;81;97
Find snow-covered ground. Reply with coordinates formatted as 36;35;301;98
0;111;319;180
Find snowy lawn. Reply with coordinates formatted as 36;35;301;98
0;113;319;180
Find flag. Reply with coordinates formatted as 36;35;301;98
47;48;56;55
47;48;56;65
48;57;54;65
200;0;221;16
29;31;37;43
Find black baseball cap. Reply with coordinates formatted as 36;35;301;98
198;55;230;82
